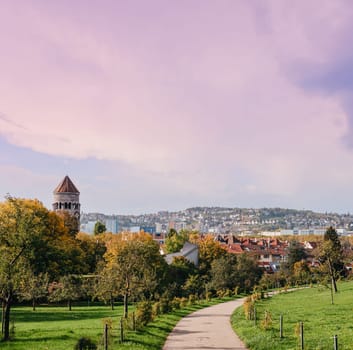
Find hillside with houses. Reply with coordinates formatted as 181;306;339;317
81;206;353;237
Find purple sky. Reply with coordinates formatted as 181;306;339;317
1;1;353;214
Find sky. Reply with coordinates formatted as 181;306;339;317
1;1;353;214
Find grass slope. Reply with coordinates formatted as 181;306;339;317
232;282;353;350
1;298;231;349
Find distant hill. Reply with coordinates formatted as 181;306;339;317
81;207;353;234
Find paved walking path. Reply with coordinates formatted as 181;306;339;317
163;298;248;350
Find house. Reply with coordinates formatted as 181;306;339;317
216;235;289;272
164;242;199;266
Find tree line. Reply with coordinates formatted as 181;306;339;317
0;196;348;342
0;197;263;342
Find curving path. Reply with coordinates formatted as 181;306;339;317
163;298;248;350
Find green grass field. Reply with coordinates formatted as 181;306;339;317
232;282;353;350
1;304;119;350
1;298;229;349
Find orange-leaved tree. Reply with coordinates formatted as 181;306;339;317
102;232;167;318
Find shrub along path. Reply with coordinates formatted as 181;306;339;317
163;298;248;350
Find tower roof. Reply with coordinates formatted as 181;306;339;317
54;176;80;194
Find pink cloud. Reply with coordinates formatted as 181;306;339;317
1;1;353;210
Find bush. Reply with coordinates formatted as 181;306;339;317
152;301;161;318
188;294;196;305
171;297;181;310
216;290;225;298
223;289;231;297
243;296;254;320
205;291;212;301
261;310;273;330
135;301;153;327
159;298;171;314
180;297;188;308
74;337;97;350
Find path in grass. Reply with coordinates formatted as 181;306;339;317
163;298;248;350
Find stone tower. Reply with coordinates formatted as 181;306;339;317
52;175;80;222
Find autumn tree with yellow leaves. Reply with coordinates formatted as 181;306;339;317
0;196;86;341
101;232;167;318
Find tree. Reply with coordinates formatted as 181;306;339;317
92;268;119;310
293;261;310;285
190;234;227;275
0;196;82;340
210;253;262;293
56;211;80;237
286;240;307;271
165;229;189;253
48;275;82;311
210;253;238;291
0;247;27;338
233;254;263;293
182;274;203;296
103;232;167;318
166;256;197;297
76;232;106;273
317;227;344;293
18;271;49;311
94;221;106;235
0;197;54;340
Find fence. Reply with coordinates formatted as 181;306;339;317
248;311;341;350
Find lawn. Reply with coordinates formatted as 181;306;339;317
1;304;119;350
1;298;231;349
231;281;353;350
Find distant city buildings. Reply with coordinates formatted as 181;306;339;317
105;219;119;233
80;207;353;237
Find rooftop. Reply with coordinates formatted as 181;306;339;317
54;175;80;194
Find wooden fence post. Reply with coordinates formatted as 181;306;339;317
132;311;136;331
120;317;124;343
104;323;108;350
333;334;338;350
300;322;304;350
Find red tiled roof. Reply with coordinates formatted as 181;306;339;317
54;176;79;193
227;244;244;254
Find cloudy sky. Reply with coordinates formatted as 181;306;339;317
1;0;353;214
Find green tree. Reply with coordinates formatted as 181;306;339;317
76;232;106;273
92;268;119;310
293;260;310;285
0;196;82;340
190;234;227;275
48;275;82;311
166;256;197;297
210;253;238;291
94;221;106;235
182;274;203;296
56;211;80;237
233;254;263;293
165;229;189;253
18;271;49;311
286;240;307;271
103;232;167;318
0;197;60;340
318;227;344;293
